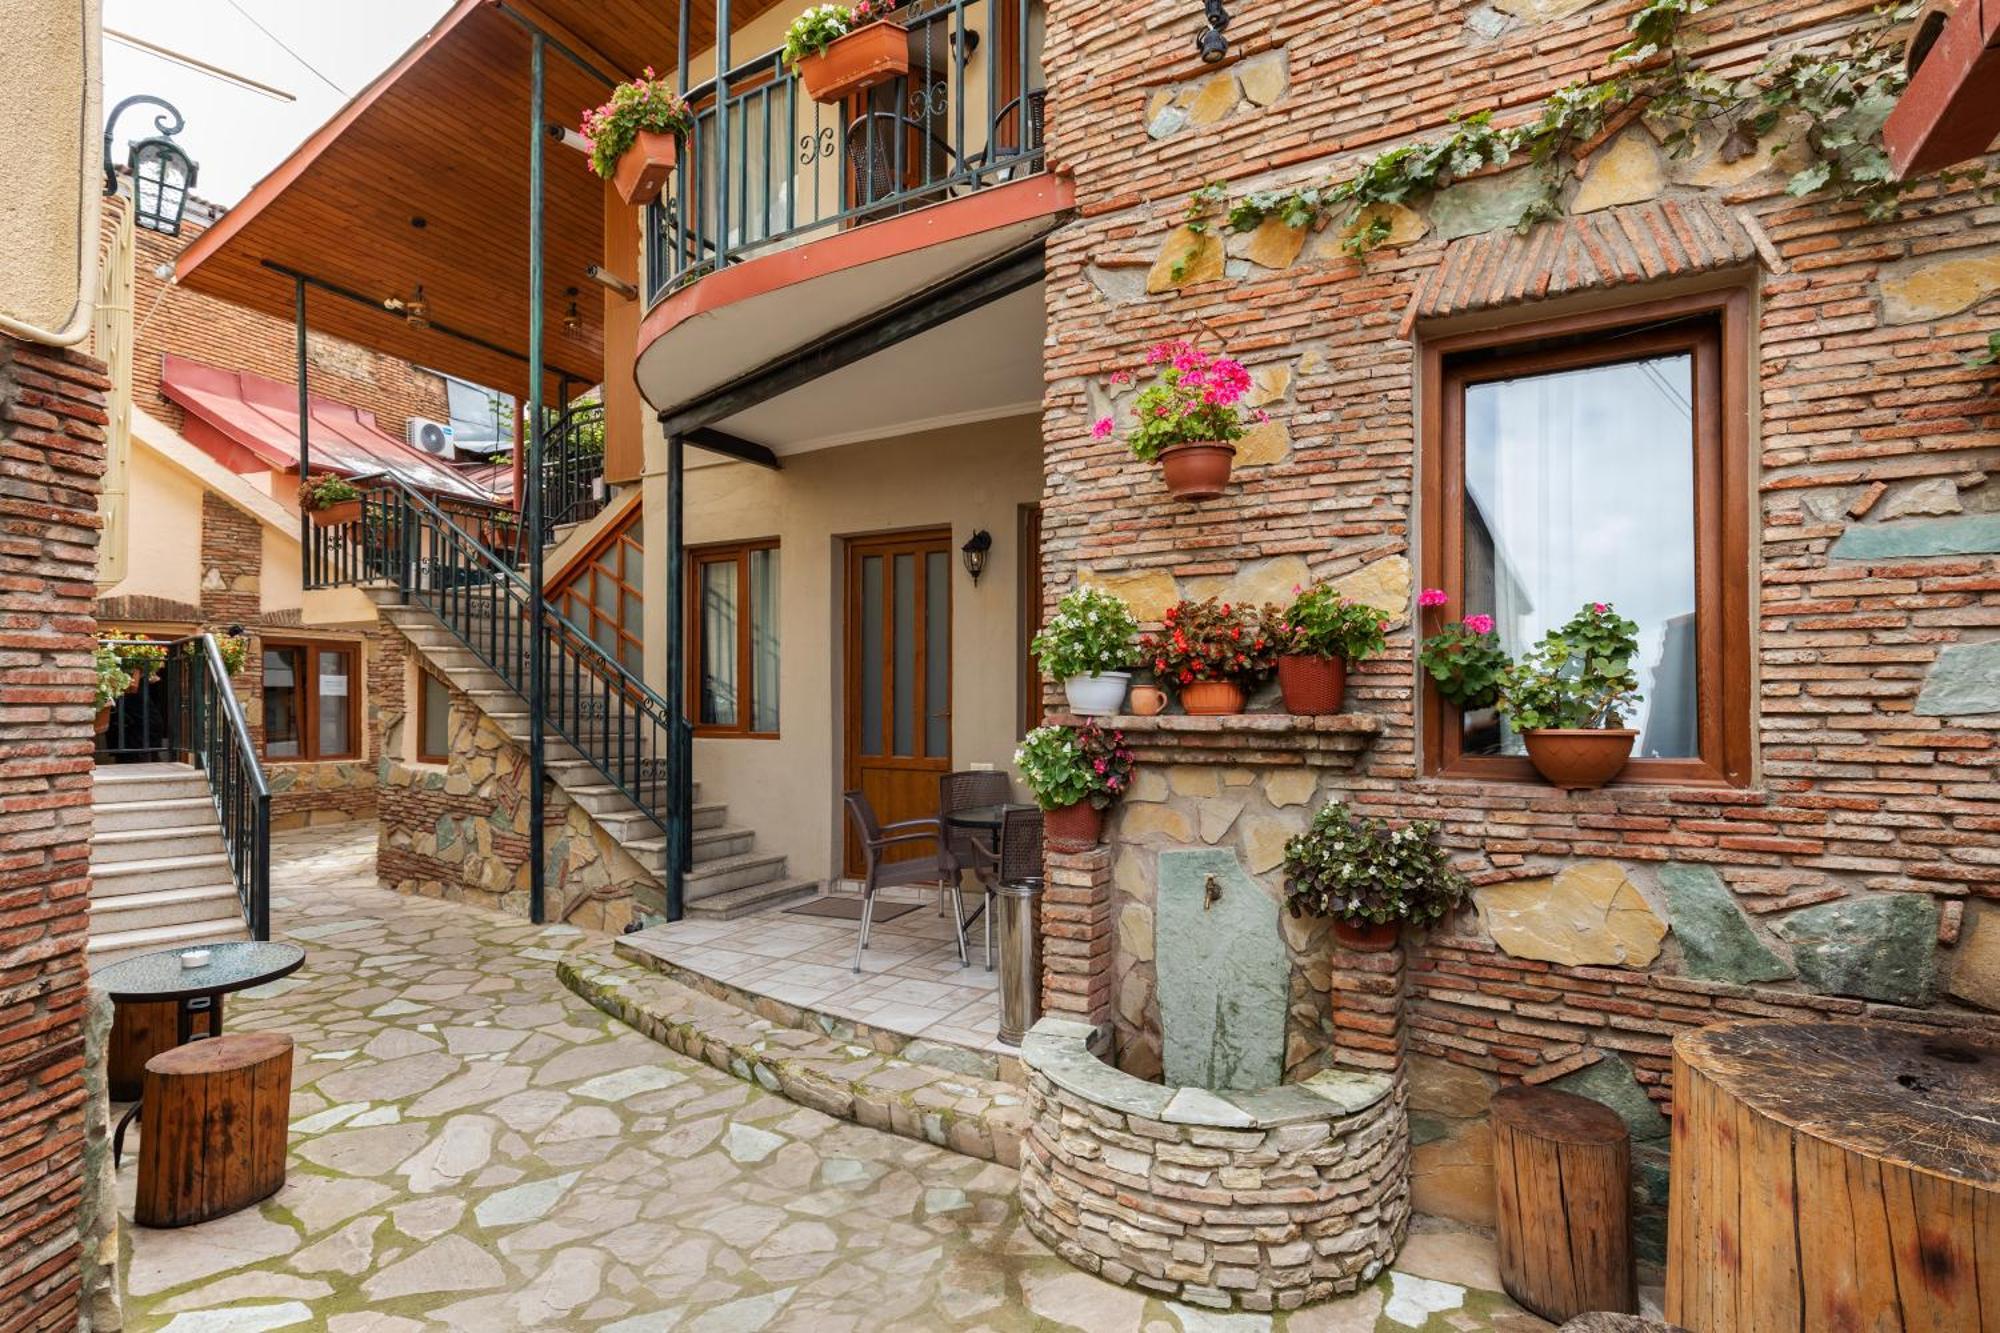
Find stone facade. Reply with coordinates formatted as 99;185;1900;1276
0;335;110;1328
1035;0;2000;1263
1018;1018;1408;1313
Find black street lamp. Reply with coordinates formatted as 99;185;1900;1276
103;95;199;235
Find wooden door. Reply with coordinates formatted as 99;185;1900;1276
844;529;953;875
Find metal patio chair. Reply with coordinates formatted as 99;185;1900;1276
844;112;964;215
974;805;1044;971
940;768;1010;931
842;790;967;973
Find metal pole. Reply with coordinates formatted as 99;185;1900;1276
677;0;690;91
715;0;731;274
527;32;548;926
664;431;686;921
294;276;310;582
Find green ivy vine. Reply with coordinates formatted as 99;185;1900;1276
1184;1;1993;260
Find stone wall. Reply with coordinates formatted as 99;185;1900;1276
0;335;108;1328
1019;1017;1408;1313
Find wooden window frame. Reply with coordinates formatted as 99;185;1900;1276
261;638;360;763
416;668;451;765
549;506;645;676
1418;287;1753;789
686;537;780;740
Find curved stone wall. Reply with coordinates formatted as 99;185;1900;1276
1018;1018;1409;1313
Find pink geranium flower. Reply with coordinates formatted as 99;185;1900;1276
1091;417;1114;440
1418;588;1449;609
1461;613;1494;635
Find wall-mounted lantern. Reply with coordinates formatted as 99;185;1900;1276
103;95;199;235
961;529;993;584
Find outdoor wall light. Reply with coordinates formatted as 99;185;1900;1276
586;265;639;302
384;285;431;328
103;95;199;235
1196;0;1231;63
563;287;583;337
961;529;993;584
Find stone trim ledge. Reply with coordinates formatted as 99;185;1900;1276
1057;713;1382;768
1017;1017;1410;1312
559;941;1027;1165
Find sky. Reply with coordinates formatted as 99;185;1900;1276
102;0;453;207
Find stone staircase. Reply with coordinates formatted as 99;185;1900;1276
89;763;251;966
368;589;817;919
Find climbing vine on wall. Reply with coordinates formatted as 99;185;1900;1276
1186;0;1992;258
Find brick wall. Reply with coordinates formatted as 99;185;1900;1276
0;335;106;1327
1037;0;2000;1239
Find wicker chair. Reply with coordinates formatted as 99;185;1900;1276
844;112;962;215
974;805;1045;970
940;769;1011;946
964;90;1046;182
842;790;966;973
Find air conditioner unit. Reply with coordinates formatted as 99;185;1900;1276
406;417;457;457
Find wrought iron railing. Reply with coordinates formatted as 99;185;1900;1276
101;635;271;939
646;0;1043;303
541;400;607;543
305;488;524;588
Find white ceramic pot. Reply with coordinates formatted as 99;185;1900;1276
1064;671;1131;717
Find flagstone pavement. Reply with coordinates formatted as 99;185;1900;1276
115;822;1558;1333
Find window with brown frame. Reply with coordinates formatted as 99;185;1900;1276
416;669;451;764
1419;289;1752;787
261;640;359;762
550;506;644;677
687;539;780;738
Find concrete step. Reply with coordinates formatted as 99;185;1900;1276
90;824;227;865
92;767;208;805
693;826;756;864
683;877;820;920
89;883;242;933
685;851;791;899
92;851;234;896
92;795;214;834
86;916;251;968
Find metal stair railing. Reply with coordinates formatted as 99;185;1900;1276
161;633;272;940
538;400;606;547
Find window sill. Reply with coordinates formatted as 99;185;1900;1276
1057;712;1381;769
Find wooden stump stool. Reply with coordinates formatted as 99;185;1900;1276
1669;1020;2000;1333
1492;1084;1635;1322
136;1031;292;1228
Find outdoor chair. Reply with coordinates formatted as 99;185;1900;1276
963;90;1046;182
841;790;967;973
973;805;1044;970
844;113;963;216
939;768;1010;927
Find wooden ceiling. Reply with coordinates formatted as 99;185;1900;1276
175;0;788;403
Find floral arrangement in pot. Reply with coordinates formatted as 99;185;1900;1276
93;643;132;733
1092;340;1266;501
299;473;362;527
186;633;251;678
1282;800;1468;952
1496;602;1643;790
581;69;694;207
1015;720;1134;850
104;634;167;694
1261;582;1389;715
1032;585;1140;717
1415;588;1507;712
784;1;910;105
1140;598;1275;715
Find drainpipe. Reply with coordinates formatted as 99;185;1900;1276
663;431;686;921
526;31;548;926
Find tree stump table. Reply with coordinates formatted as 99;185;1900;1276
136;1031;293;1228
1492;1084;1635;1322
1669;1020;2000;1332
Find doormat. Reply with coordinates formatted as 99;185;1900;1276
784;897;923;923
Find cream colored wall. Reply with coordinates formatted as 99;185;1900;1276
100;444;206;609
262;526;303;618
0;0;99;340
643;415;1041;884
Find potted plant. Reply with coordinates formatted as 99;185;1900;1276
1032;585;1140;716
581;69;694;207
1263;583;1389;715
1498;602;1643;790
1093;340;1266;501
300;473;362;528
784;1;910;106
215;633;249;677
1140;598;1275;715
93;643;132;734
1416;589;1508;711
1282;800;1468;952
1015;720;1135;850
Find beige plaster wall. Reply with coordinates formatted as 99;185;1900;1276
643;415;1042;884
0;0;98;338
100;445;205;609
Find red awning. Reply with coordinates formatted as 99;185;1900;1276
160;354;497;506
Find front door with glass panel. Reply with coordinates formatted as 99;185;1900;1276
843;529;952;876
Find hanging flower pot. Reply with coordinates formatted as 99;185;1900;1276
794;20;910;105
1063;671;1129;717
1333;918;1401;952
308;498;361;529
1043;800;1103;850
94;706;113;734
1277;653;1347;715
1179;681;1246;715
1521;728;1637;790
612;130;678;207
1158;442;1236;501
1128;684;1168;716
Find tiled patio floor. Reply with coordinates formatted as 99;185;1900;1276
626;885;1012;1056
113;822;1553;1332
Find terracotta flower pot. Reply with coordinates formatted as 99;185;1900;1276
1333;918;1401;952
308;498;361;528
1278;653;1347;715
1129;685;1167;716
613;130;679;207
796;20;910;104
1521;727;1637;790
94;706;112;734
1044;800;1103;851
1179;681;1246;715
1158;442;1236;501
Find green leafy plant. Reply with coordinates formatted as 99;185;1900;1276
783;1;901;68
1416;589;1508;709
1499;602;1643;731
579;71;694;180
215;633;249;677
1282;801;1469;928
93;643;132;711
1093;341;1261;462
1032;586;1140;681
1140;598;1275;689
1014;721;1134;812
1967;332;2000;368
299;473;361;511
1264;583;1389;662
104;634;167;684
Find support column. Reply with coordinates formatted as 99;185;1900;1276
292;277;310;582
663;432;687;920
1040;843;1114;1032
526;31;548;925
1326;945;1406;1076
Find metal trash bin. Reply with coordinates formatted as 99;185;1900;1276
994;876;1043;1046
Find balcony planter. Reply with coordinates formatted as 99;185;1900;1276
94;707;112;734
1179;681;1246;716
1277;653;1347;715
796;21;910;105
1333;919;1401;953
308;498;361;529
1521;728;1637;790
1158;442;1236;501
1044;800;1102;851
1063;671;1129;717
612;130;678;207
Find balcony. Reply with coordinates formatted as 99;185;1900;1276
646;0;1046;305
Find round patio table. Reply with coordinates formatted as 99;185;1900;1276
941;802;1037;834
96;940;305;1162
